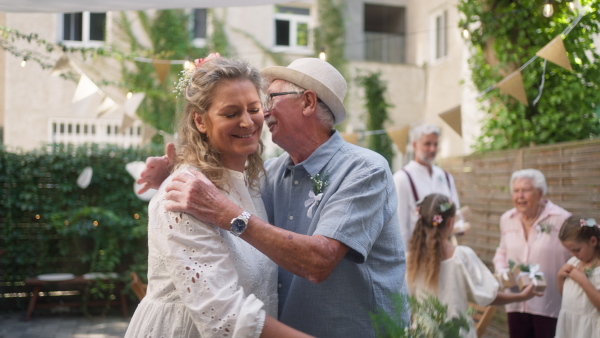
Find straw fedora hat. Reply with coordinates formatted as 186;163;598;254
261;58;347;125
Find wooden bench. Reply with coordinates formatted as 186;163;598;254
25;276;129;321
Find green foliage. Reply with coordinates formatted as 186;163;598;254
314;0;347;76
0;143;162;311
370;293;470;338
209;9;233;58
357;72;395;167
458;0;600;151
117;10;207;138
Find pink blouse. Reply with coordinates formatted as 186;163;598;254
492;200;571;318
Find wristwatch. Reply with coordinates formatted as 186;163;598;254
230;210;251;236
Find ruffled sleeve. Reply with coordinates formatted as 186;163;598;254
457;246;499;307
156;184;266;338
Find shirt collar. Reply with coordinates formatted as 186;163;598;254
508;199;561;219
283;130;343;177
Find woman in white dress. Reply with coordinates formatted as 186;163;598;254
406;193;540;338
555;216;600;337
125;55;310;338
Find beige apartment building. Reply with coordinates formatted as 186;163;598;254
0;0;482;171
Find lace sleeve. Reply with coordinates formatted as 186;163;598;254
160;205;266;338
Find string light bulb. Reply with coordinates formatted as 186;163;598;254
183;60;194;71
127;92;133;99
20;59;27;67
318;48;327;61
461;26;471;39
543;0;554;17
567;0;576;12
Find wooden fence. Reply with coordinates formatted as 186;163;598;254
438;138;600;337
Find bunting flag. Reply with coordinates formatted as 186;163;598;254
51;54;75;76
96;96;119;117
120;114;136;134
536;35;573;72
141;124;158;144
72;74;99;102
161;132;176;145
152;60;171;85
386;127;409;154
124;92;146;116
496;70;529;106
340;132;359;144
438;106;462;136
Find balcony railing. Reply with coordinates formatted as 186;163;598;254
49;117;144;148
364;32;406;64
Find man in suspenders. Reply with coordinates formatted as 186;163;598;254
393;124;462;250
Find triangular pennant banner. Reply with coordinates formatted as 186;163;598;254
124;93;146;116
96;96;119;117
341;132;358;144
51;54;74;77
536;35;573;72
73;74;99;103
141;124;158;144
72;92;102;116
120;114;136;134
439;106;462;136
496;70;529;106
386;127;409;154
152;60;171;85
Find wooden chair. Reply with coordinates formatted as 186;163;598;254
130;272;147;301
469;302;496;338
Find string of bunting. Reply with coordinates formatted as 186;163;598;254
342;8;587;152
3;6;590;150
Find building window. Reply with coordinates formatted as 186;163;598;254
430;9;449;62
62;12;106;45
363;4;406;63
192;9;207;48
273;6;310;52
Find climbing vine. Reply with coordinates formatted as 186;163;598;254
459;0;600;151
357;72;394;167
314;0;347;77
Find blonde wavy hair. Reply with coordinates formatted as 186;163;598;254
175;57;265;192
406;193;456;292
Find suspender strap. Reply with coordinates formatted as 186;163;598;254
444;171;452;191
402;169;419;202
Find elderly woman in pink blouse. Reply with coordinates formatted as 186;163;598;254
493;169;571;338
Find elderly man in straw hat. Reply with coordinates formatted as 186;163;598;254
142;58;408;337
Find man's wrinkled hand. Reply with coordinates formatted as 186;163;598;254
137;143;176;194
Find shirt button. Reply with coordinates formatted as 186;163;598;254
294;180;299;185
289;215;294;220
278;284;282;288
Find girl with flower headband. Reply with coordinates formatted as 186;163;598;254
555;216;600;337
125;54;311;338
406;193;541;338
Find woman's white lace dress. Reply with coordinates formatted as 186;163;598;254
125;168;278;338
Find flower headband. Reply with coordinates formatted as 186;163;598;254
579;218;599;228
173;53;221;97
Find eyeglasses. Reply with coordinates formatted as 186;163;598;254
263;91;305;112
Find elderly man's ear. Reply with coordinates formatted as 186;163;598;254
302;91;319;117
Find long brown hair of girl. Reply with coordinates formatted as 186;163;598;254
406;193;456;292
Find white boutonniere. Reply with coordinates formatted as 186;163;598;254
304;171;330;218
535;223;553;240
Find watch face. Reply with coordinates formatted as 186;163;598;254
231;219;246;233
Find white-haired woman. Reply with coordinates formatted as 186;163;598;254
493;169;571;338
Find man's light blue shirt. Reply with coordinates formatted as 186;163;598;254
262;131;408;338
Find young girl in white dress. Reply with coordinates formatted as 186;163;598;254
406;193;540;338
556;216;600;337
125;56;310;338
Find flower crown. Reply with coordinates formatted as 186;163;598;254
579;218;599;228
173;53;221;97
